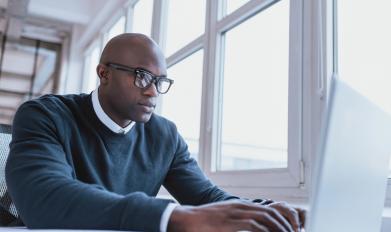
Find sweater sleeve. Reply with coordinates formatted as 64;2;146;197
163;125;239;205
5;101;172;231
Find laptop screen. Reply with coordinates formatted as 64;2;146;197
307;76;391;232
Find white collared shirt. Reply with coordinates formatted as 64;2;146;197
91;88;177;231
92;89;135;134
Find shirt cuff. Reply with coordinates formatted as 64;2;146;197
160;203;178;232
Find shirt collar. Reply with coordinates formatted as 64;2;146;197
92;89;135;134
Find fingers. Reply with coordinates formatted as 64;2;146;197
268;202;303;232
263;207;294;232
231;219;270;232
199;200;301;232
231;201;294;231
232;208;292;232
296;207;306;228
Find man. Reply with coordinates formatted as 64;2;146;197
6;33;304;232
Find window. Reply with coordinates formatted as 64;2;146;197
165;0;206;56
132;0;153;36
220;0;289;171
83;45;100;93
106;16;126;43
153;0;304;191
161;50;204;160
0;38;61;124
224;0;251;15
196;0;305;191
86;15;125;93
160;0;207;162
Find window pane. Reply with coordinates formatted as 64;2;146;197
336;1;391;173
225;0;250;15
0;38;61;125
220;1;289;171
160;50;204;160
133;0;153;36
166;0;206;56
32;45;58;96
84;46;100;93
0;39;36;125
106;16;125;43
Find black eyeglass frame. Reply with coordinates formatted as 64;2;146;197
105;62;174;94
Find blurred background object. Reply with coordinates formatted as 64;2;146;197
0;0;109;124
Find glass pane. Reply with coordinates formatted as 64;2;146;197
106;16;126;43
336;1;391;174
160;50;204;160
0;38;60;125
165;0;206;56
0;40;35;125
133;0;153;36
225;0;250;15
32;46;57;96
84;46;100;93
220;0;289;171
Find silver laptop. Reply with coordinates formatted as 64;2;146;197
306;76;391;232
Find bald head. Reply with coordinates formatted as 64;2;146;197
100;33;166;71
96;33;166;125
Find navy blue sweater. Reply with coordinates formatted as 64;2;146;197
5;94;236;231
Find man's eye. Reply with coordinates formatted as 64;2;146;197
141;72;153;81
136;72;144;79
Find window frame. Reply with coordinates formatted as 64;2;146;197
200;0;304;190
154;0;310;199
103;14;127;45
154;0;206;153
81;6;128;93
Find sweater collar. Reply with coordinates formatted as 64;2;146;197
92;88;135;134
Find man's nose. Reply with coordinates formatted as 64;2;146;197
143;83;159;97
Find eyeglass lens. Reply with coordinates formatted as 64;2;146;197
135;71;171;93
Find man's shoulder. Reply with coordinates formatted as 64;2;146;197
16;93;90;122
19;93;89;111
13;93;92;136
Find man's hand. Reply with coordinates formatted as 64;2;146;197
167;200;300;232
266;202;306;232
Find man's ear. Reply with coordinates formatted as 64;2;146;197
96;64;109;85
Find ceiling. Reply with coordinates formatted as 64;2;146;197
28;0;107;25
0;0;109;125
0;0;108;41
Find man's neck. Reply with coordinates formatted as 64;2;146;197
97;88;132;128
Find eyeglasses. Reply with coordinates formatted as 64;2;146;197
106;62;174;94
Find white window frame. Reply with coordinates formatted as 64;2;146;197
202;0;304;190
152;0;316;200
153;0;206;149
102;13;127;45
124;0;138;33
81;5;128;93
